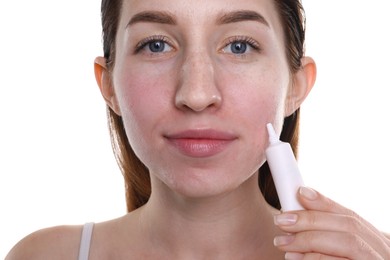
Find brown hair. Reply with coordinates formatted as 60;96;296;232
100;0;306;211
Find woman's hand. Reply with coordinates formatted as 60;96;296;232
273;187;390;259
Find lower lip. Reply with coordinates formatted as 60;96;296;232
167;138;235;158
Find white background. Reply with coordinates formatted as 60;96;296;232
1;0;390;257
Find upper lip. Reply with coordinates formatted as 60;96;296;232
164;129;238;140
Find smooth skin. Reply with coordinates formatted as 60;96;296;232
6;0;390;259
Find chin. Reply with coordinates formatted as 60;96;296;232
156;166;257;200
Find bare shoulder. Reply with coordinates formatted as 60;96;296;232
6;225;83;260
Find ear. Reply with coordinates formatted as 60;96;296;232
94;57;121;115
285;57;317;117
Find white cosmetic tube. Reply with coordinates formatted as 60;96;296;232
265;123;305;212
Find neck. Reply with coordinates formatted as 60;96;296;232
138;174;283;259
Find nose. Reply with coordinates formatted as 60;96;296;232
175;52;222;112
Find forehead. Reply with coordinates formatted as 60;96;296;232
120;0;283;33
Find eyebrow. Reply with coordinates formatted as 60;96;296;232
127;11;176;27
217;10;270;27
126;10;269;28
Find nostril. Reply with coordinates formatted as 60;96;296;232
175;90;222;112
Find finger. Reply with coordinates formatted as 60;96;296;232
274;210;390;256
383;232;390;246
285;252;347;260
297;187;351;215
274;231;384;260
275;211;379;245
298;187;388;242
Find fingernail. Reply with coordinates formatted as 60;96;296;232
274;235;295;246
285;252;304;260
274;213;298;226
299;186;317;200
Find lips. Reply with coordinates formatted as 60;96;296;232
164;129;237;158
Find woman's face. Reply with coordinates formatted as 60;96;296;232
111;0;292;198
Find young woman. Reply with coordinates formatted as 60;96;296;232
7;0;390;259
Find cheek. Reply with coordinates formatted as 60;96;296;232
213;63;289;168
218;62;289;129
115;58;178;115
112;62;174;153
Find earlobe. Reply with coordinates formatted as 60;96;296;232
285;56;317;117
94;57;121;115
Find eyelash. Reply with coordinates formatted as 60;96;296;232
134;35;172;54
223;36;261;53
133;35;261;55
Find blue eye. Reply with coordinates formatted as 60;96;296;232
148;40;166;53
135;36;173;54
230;41;248;54
222;36;261;55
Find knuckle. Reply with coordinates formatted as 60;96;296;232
348;209;362;221
302;231;318;248
343;214;363;233
323;197;337;212
345;233;372;254
306;212;319;227
349;234;387;260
